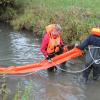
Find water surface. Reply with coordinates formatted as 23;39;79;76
0;23;100;100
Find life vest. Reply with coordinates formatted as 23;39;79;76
91;28;100;36
47;33;61;54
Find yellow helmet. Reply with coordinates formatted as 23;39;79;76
45;24;56;34
45;24;62;34
91;28;100;36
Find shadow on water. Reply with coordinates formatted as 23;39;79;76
0;23;100;100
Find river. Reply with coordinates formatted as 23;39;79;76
0;23;100;100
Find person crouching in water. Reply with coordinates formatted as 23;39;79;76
41;24;68;72
76;25;100;83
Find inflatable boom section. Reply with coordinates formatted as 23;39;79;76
0;48;82;74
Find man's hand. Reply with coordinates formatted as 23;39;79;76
45;56;52;63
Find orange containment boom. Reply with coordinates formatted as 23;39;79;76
0;48;82;74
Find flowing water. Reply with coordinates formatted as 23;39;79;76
0;23;100;100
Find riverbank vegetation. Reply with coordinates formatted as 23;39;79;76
0;0;100;44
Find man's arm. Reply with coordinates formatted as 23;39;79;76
40;33;49;57
77;35;91;50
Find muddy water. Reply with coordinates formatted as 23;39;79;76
0;23;100;100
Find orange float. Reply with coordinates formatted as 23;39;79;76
0;48;82;74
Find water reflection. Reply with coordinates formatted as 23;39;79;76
0;25;43;66
0;23;100;100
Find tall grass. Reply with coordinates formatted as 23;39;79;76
13;80;34;100
1;0;100;44
0;74;9;100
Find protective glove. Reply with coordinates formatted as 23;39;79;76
45;56;52;63
63;46;68;52
61;44;64;48
61;45;68;52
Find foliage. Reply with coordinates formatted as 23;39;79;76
0;0;100;44
0;7;17;22
0;0;15;6
0;74;9;100
13;80;34;100
60;6;100;44
0;0;17;22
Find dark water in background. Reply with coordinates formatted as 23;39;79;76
0;23;100;100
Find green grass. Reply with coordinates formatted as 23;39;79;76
13;80;34;100
1;0;100;44
19;0;100;11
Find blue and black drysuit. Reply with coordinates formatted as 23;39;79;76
77;35;100;81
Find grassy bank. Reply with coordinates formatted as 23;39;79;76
0;0;100;44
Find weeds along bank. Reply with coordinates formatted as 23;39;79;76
0;0;100;44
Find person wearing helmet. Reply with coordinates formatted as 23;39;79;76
76;25;100;83
41;24;68;72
